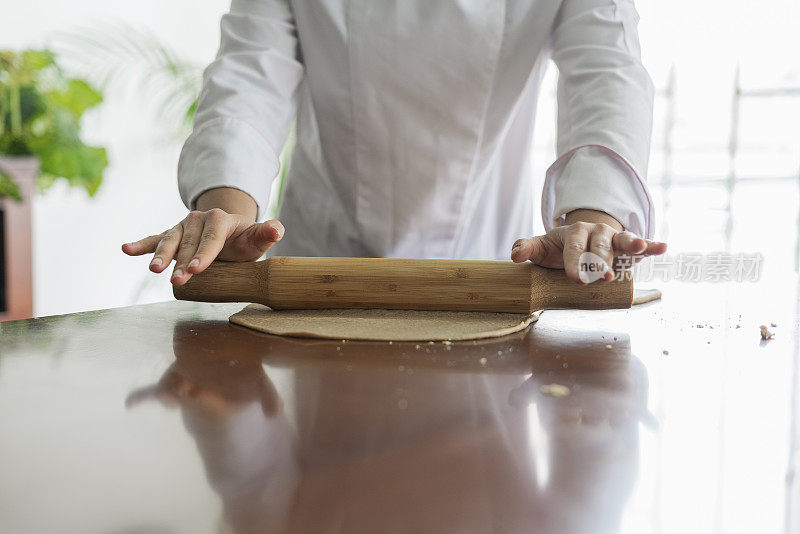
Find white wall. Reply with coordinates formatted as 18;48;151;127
2;0;799;316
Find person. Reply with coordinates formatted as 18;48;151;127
123;0;667;285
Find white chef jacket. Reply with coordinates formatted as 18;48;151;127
178;0;655;260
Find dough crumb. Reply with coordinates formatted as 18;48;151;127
479;357;487;366
442;340;453;345
662;349;669;355
397;399;408;410
605;344;613;350
540;384;571;397
760;325;775;340
415;344;421;350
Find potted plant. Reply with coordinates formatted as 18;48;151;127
0;49;107;320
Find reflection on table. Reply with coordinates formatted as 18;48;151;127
127;320;652;534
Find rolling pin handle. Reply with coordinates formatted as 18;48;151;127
172;261;268;305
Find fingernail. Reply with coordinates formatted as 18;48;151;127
512;245;521;253
150;257;162;267
173;268;184;279
188;258;199;268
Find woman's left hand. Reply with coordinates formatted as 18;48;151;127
510;209;667;285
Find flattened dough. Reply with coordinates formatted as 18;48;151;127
230;304;539;342
230;288;659;342
632;288;662;305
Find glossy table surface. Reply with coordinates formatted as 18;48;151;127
1;278;799;534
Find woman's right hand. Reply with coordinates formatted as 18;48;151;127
122;209;284;286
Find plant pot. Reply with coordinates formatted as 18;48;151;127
0;156;38;321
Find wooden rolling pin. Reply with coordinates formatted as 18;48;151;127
173;257;632;313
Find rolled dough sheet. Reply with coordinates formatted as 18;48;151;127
230;304;539;342
230;288;659;342
632;288;662;305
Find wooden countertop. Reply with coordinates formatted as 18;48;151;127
1;278;798;533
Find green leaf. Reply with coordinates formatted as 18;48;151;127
47;79;102;118
185;98;198;123
0;171;22;201
35;171;57;192
17;85;47;125
21;50;54;71
0;51;16;70
0;135;32;155
31;134;108;196
81;145;107;196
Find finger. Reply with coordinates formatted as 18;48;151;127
242;219;285;253
641;240;668;256
510;238;534;263
588;226;616;282
125;385;161;409
631;241;668;264
187;209;234;274
613;233;667;263
122;235;163;256
172;212;205;285
562;223;591;285
612;231;648;256
511;236;554;266
150;225;183;273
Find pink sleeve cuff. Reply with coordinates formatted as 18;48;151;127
541;144;655;239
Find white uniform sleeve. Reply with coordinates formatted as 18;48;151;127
178;0;304;220
541;0;655;238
